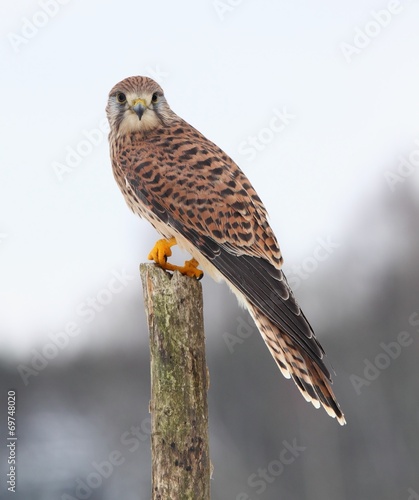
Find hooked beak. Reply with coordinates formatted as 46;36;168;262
131;98;147;120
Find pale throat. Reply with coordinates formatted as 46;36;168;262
117;108;160;138
114;90;160;137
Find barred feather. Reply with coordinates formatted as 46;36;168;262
107;75;346;425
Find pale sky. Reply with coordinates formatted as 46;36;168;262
1;0;419;357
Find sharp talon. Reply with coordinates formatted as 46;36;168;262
181;258;204;280
147;238;203;279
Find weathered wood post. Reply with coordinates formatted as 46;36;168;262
140;263;210;500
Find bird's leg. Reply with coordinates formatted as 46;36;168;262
176;258;204;280
147;237;177;266
147;238;204;280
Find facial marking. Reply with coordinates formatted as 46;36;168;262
115;92;161;136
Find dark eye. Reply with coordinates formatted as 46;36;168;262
116;92;126;104
151;92;158;103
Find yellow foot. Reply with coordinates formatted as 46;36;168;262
172;258;204;280
147;237;176;267
147;238;204;280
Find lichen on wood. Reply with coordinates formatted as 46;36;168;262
140;263;210;500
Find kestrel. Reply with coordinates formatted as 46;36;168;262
106;76;345;425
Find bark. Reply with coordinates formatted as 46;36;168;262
140;263;210;500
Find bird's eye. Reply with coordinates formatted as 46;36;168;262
151;93;158;103
116;92;126;104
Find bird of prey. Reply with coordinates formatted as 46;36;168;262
106;76;345;425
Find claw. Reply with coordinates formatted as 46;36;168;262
147;238;176;267
178;258;204;280
147;238;204;280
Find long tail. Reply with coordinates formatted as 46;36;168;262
247;301;346;425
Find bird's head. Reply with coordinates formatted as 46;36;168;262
106;76;172;137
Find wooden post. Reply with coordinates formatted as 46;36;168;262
140;263;210;500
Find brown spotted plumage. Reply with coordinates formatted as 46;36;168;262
106;76;345;425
